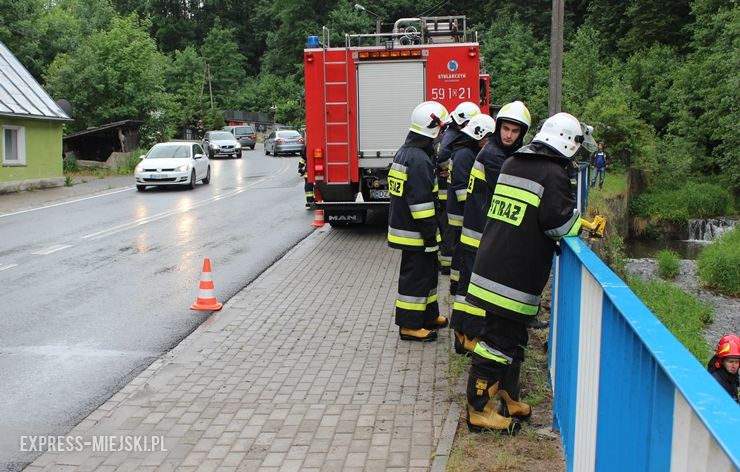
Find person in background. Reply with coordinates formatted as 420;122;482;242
387;101;450;342
590;141;609;189
436;102;481;279
464;112;597;434
453;101;531;355
297;146;314;208
707;334;740;404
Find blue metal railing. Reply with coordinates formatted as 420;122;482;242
550;237;740;472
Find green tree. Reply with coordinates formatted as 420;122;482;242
581;79;656;171
200;19;247;108
44;15;176;137
478;16;549;121
0;0;46;79
165;46;211;130
235;73;303;125
619;0;691;56
622;45;680;135
667;0;740;193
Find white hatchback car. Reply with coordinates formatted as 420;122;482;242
135;142;210;191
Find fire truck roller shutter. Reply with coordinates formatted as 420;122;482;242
357;61;426;159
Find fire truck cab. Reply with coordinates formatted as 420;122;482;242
303;16;490;225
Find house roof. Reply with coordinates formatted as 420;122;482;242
0;41;71;121
63;120;143;140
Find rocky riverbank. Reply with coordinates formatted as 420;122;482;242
626;258;739;347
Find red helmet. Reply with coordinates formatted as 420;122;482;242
715;334;740;367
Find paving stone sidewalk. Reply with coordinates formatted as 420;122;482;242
27;225;457;472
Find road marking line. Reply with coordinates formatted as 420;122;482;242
0;263;18;271
0;187;133;219
80;167;290;241
31;244;73;255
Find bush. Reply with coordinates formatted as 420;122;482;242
63;157;79;173
697;227;740;296
631;182;732;221
656;250;680;280
628;277;713;364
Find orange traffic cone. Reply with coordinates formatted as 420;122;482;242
191;258;223;311
311;209;325;227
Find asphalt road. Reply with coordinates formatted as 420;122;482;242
0;146;314;470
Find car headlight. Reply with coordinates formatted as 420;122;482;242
135;163;144;172
175;164;190;172
210;143;219;149
235;143;242;149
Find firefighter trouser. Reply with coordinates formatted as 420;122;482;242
395;250;440;330
304;179;315;204
446;226;462;294
469;315;528;394
450;250;485;336
437;202;452;270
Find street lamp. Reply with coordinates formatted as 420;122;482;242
354;3;382;44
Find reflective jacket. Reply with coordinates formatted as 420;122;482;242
446;136;479;230
388;132;440;251
466;143;581;323
460;137;510;251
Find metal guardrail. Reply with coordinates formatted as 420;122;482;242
550;237;740;472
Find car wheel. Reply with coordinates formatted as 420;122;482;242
188;170;196;189
208;149;214;159
136;185;146;191
202;166;211;184
250;145;255;150
232;153;238;159
264;145;270;155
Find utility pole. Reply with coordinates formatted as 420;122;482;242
548;0;564;117
202;62;214;110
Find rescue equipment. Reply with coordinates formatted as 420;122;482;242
580;215;606;239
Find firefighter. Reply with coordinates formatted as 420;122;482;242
298;146;314;208
707;334;740;403
453;101;531;355
437;102;480;285
465;112;597;434
388;101;450;342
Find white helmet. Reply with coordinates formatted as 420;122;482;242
496;101;531;133
450;101;481;126
409;101;449;139
461;114;496;141
532;112;597;158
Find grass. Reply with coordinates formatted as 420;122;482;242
584;168;629;277
628;276;713;364
697;227;740;296
446;295;565;472
655;249;680;280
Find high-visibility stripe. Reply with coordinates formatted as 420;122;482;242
411;209;435;219
452;295;486;316
459;227;482;248
544;209;582;239
470;162;486;181
398;294;427;304
448;213;463;226
388;168;407;181
495;184;541;207
433;182;439;193
390;162;408;174
455;188;467;202
387;227;424;247
467;282;539;316
497;174;544;197
409;202;434;213
450;269;460;282
470;272;540;305
473;341;512;364
396;299;426;311
305;192;314;197
438;189;448;201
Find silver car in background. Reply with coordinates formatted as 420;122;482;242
264;129;305;156
202;130;242;159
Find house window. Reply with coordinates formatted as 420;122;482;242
2;126;26;166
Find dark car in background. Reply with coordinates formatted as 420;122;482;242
264;129;305;156
222;125;256;150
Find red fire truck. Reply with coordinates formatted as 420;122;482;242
303;16;490;225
